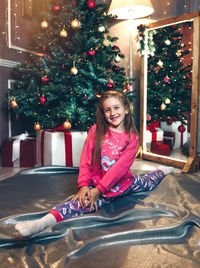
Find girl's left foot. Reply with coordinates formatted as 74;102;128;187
157;165;174;175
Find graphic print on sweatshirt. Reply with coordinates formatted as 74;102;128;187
101;155;115;171
101;135;125;172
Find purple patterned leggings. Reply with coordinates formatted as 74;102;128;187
49;170;165;222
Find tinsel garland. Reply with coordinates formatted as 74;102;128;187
136;24;155;56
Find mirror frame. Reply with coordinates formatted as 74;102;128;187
140;12;200;173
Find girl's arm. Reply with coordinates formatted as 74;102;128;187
96;135;139;194
77;125;96;188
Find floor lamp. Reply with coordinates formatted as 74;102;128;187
108;0;154;84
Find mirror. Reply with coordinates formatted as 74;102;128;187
140;12;200;172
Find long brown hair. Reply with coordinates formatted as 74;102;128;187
92;90;139;167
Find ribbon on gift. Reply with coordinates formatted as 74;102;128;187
12;132;29;167
41;129;73;166
146;121;161;142
146;126;158;142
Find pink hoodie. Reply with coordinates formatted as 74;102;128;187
78;124;139;197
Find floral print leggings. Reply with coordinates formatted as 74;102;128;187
49;170;165;222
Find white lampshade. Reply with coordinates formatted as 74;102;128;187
108;0;154;20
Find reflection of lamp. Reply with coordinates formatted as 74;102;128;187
108;0;154;83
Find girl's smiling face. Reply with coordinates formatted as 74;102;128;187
103;96;128;133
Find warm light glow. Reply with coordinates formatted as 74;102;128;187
108;0;154;20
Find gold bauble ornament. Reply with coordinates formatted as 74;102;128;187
34;122;41;130
98;25;105;32
161;103;166;110
165;98;171;104
71;19;81;29
157;60;163;67
130;104;134;112
176;50;181;57
41;19;48;29
103;39;110;47
63;120;72;129
70;66;78;75
10;99;18;108
165;39;171;45
60;29;68;38
114;55;121;63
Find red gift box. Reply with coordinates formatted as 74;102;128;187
1;138;36;167
151;141;170;156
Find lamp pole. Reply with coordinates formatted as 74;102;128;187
108;0;154;88
129;19;134;89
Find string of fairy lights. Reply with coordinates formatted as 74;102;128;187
1;0;200;54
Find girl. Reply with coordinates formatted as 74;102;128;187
15;90;174;237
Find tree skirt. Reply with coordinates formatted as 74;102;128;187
0;167;200;268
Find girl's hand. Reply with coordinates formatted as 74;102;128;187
72;186;91;209
88;187;100;212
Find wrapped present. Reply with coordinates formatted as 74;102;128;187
1;133;36;167
163;131;175;149
36;129;87;167
160;120;187;148
146;127;164;143
146;120;163;143
151;141;171;156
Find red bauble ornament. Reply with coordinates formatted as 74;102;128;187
88;49;95;56
164;76;169;82
112;65;120;72
112;45;120;51
42;76;49;83
147;114;151;121
61;65;66;70
106;82;114;88
167;120;173;125
87;0;96;8
63;120;72;130
84;95;87;100
15;115;19;120
53;5;61;12
126;85;132;91
178;125;186;133
40;96;46;104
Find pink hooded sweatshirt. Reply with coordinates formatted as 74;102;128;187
78;124;139;197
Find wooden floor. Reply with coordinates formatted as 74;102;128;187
0;159;184;182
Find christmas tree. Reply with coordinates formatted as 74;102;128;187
8;0;134;131
138;23;192;125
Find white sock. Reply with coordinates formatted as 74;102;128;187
157;165;174;175
15;213;57;237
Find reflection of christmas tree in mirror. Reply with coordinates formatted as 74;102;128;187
147;22;192;126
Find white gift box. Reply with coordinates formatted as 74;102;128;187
145;128;164;143
160;121;187;149
36;130;87;167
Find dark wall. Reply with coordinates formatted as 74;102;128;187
0;0;38;152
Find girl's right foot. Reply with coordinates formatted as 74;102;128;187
15;214;57;237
